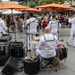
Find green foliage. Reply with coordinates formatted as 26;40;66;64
32;0;65;5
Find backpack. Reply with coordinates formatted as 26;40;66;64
42;21;48;29
18;20;23;26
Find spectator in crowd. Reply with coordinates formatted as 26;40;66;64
17;17;23;32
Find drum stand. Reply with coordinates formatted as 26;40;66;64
9;27;17;42
58;22;64;41
25;24;37;55
25;24;31;56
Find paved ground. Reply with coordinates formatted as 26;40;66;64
0;27;75;75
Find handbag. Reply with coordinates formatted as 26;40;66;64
42;21;48;29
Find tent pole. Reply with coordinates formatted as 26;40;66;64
11;9;17;42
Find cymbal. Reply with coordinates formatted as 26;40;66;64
33;36;41;40
29;40;39;44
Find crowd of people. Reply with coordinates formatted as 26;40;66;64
0;11;75;66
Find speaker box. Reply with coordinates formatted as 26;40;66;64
0;46;6;55
10;42;24;58
2;56;18;75
0;55;9;66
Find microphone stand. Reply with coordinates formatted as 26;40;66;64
58;21;64;41
28;24;31;54
58;21;59;40
25;25;28;56
25;24;31;56
26;19;35;55
14;30;17;42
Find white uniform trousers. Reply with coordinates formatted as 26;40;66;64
51;32;58;40
27;33;35;50
68;29;75;46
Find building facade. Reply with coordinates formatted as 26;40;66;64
0;0;30;6
0;0;18;4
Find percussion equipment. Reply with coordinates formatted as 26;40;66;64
29;40;39;44
29;40;39;54
23;58;40;74
33;36;41;41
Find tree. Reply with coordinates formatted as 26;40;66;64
29;0;37;7
29;0;65;6
67;0;75;6
39;0;65;5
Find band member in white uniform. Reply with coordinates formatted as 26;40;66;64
48;15;59;39
25;13;38;50
0;14;7;37
67;14;75;47
36;27;59;59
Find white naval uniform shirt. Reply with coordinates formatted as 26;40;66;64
0;18;7;36
69;17;75;30
26;17;38;34
37;33;59;58
48;19;58;33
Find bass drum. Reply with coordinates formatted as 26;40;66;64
23;58;40;74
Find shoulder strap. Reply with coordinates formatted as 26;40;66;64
43;35;46;42
50;20;52;29
28;19;36;25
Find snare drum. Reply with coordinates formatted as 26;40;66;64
29;40;39;44
33;36;41;41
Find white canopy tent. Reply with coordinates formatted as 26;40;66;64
0;10;5;12
2;9;22;14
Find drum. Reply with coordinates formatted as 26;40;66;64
29;40;39;44
33;36;41;41
29;40;39;54
23;58;40;74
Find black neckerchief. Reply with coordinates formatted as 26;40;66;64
44;35;55;42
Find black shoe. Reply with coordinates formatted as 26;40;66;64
66;42;71;46
28;49;31;52
73;46;75;48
